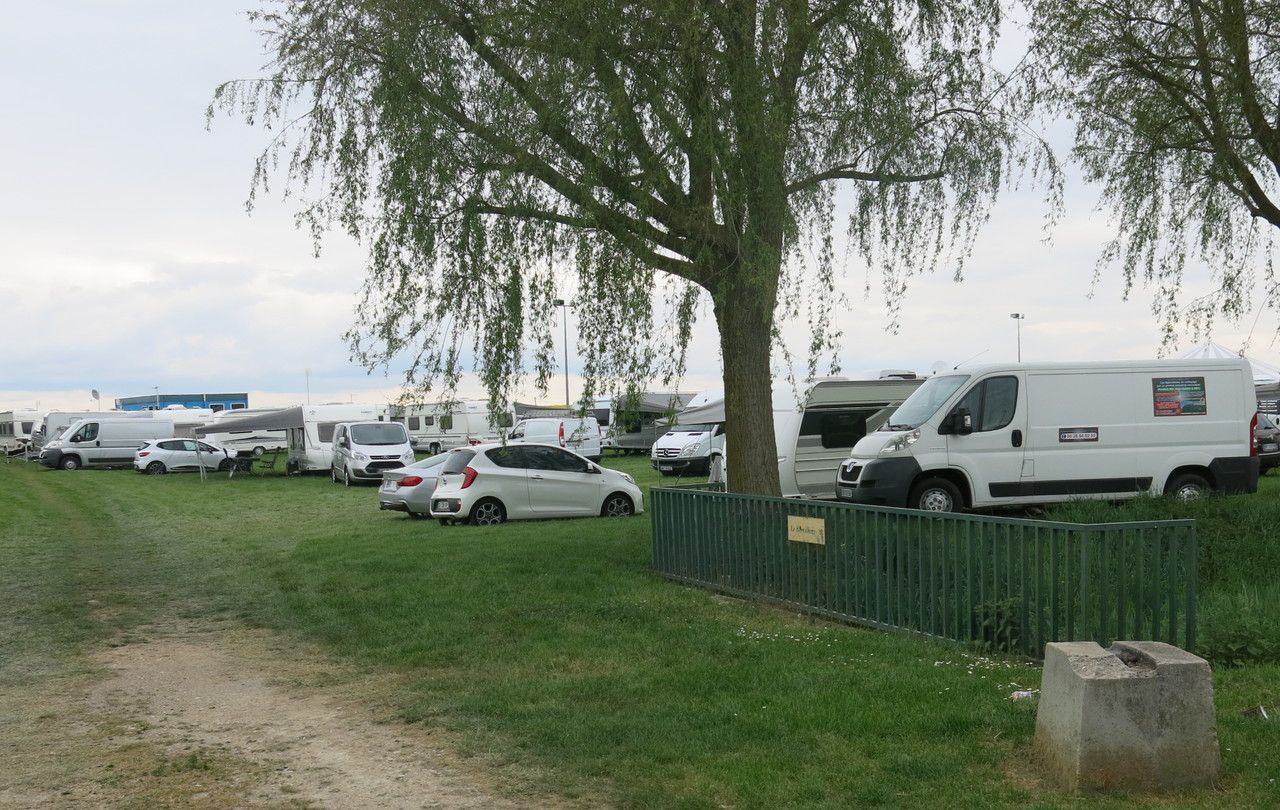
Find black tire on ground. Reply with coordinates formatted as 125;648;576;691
908;477;962;512
469;498;507;526
146;461;166;475
252;446;265;457
429;443;441;455
438;518;452;527
601;492;635;517
1165;472;1211;500
61;456;81;471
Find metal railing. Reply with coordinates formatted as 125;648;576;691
650;487;1198;657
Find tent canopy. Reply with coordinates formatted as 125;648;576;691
1180;341;1280;386
657;399;725;427
192;407;300;436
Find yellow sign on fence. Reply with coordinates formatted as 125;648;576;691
787;515;826;545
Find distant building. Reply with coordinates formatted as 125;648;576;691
115;392;249;412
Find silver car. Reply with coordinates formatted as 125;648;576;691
378;453;449;517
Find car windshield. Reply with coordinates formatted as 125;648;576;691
440;449;476;474
879;375;970;431
670;423;716;433
410;453;449;470
350;423;408;445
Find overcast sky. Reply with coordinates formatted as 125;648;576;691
3;2;1277;414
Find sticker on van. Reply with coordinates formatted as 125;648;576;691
1152;376;1206;417
1058;427;1099;442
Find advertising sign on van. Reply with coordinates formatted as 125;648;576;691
1152;377;1207;417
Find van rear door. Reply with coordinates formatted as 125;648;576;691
942;374;1028;505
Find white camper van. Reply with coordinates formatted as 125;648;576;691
650;396;726;476
287;404;387;473
330;420;415;484
39;418;176;470
0;409;39;451
200;408;289;457
836;359;1258;512
390;401;515;454
508;416;603;460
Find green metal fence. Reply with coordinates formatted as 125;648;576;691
650;487;1198;657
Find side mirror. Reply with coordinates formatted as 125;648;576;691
586;464;601;474
950;408;974;436
70;435;80;443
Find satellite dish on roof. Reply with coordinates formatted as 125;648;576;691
91;389;100;399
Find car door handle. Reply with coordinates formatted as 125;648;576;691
1011;429;1023;448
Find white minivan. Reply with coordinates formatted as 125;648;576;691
39;418;177;470
508;417;602;461
331;420;415;485
836;359;1259;511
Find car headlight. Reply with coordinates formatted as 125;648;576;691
621;473;635;484
879;430;921;454
354;452;369;462
402;450;415;461
679;442;701;457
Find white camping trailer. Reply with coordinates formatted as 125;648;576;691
200;408;288;457
289;404;387;472
389;400;514;454
0;409;39;452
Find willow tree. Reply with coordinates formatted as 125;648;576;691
1032;0;1280;345
215;0;1044;494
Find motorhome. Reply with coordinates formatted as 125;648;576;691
330;420;415;484
607;392;693;453
389;401;514;454
508;416;603;460
39;417;177;470
288;404;387;473
836;359;1258;512
200;408;288;457
649;379;922;493
0;409;39;452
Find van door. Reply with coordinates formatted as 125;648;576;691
69;421;101;464
942;374;1028;505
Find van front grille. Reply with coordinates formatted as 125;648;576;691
837;462;862;484
655;448;680;458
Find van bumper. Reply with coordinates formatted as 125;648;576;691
1210;456;1259;494
651;457;709;475
38;450;62;469
836;457;921;508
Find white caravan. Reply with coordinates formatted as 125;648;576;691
775;378;924;498
508;416;603;460
390;401;515;454
330;420;415;484
0;409;39;451
837;359;1258;512
201;408;289;457
39;417;176;470
287;404;387;473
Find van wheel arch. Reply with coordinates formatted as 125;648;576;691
1164;466;1214;498
910;469;972;509
61;455;82;471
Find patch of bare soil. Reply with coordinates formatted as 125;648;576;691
1;625;588;808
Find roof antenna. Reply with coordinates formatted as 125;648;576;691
954;349;990;370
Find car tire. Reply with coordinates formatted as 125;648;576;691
61;455;81;471
429;443;441;455
146;461;166;475
252;446;265;457
1165;472;1211;500
602;492;635;517
438;518;452;527
908;477;962;512
469;498;506;526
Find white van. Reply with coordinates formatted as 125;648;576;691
287;403;387;473
330;420;415;485
508;416;602;460
836;359;1258;511
33;410;151;452
39;418;177;470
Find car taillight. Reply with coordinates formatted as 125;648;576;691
462;466;478;488
138;451;150;457
397;475;423;487
468;438;482;446
1251;412;1259;456
559;422;565;447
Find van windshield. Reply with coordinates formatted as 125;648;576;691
350;423;408;445
670;423;716;433
879;375;970;430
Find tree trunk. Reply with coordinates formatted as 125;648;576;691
713;277;781;496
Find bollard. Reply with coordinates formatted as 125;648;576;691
1034;641;1219;792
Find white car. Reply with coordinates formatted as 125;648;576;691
134;438;235;474
429;443;643;525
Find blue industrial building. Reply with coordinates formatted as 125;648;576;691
115;392;249;412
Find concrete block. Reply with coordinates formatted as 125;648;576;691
1034;640;1219;792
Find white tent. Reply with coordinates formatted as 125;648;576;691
1179;341;1280;387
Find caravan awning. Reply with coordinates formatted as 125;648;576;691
656;399;725;427
192;407;301;436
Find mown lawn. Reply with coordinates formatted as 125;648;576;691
1;455;1277;807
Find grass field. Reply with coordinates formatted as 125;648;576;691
2;454;1278;807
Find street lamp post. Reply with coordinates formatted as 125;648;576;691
1009;313;1026;362
153;386;160;410
553;299;570;407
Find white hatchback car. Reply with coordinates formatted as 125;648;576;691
429;443;643;525
135;438;235;474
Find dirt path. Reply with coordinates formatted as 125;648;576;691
1;625;579;808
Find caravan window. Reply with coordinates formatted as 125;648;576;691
407;417;421;431
317;422;338;443
800;410;876;449
423;415;435;427
439;415;454;431
21;422;33;434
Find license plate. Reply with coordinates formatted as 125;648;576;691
380;481;396;492
659;465;673;471
838;486;853;499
